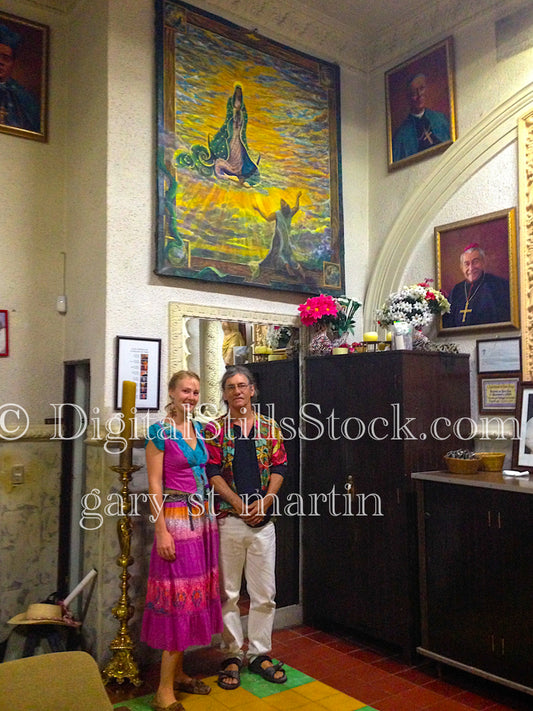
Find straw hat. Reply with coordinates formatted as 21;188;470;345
7;603;80;627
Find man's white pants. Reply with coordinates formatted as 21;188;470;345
218;515;276;660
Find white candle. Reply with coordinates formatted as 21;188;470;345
395;335;405;350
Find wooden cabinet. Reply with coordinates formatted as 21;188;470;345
302;351;470;658
246;359;300;608
416;474;533;692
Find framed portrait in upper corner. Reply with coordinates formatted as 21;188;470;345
385;36;456;171
154;0;344;296
436;207;520;335
0;11;49;142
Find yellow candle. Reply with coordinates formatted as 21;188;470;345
121;380;136;447
363;331;378;342
386;331;392;341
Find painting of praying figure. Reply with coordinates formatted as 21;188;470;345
155;0;344;295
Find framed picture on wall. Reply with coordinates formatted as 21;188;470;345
0;11;49;141
436;207;519;334
477;373;520;415
154;0;344;296
512;382;533;472
0;310;8;356
115;336;161;411
385;36;456;170
476;337;521;374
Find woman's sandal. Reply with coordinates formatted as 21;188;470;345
151;701;184;711
174;678;211;695
217;657;242;690
248;655;287;684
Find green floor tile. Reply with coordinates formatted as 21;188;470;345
114;694;154;710
112;665;380;710
238;662;314;698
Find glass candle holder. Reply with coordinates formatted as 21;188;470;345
392;321;413;350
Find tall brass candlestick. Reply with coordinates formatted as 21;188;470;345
102;381;142;687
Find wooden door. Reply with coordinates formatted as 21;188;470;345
421;482;493;669
246;359;300;608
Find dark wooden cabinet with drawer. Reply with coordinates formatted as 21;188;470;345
416;474;533;693
302;351;470;658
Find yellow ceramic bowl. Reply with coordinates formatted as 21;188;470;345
476;452;505;472
444;456;481;475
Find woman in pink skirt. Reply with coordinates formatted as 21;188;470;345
141;370;222;711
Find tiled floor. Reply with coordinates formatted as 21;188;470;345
107;624;532;710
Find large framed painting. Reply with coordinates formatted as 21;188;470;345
385;37;456;171
436;207;520;335
155;0;344;295
0;10;48;141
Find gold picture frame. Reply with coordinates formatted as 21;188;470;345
0;10;49;141
436;208;520;334
385;37;456;171
154;0;344;295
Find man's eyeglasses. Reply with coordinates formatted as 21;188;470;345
225;383;251;392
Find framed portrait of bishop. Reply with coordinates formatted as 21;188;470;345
436;208;520;335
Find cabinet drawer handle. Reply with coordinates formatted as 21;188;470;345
346;475;356;503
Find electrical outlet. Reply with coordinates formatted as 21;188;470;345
11;465;24;485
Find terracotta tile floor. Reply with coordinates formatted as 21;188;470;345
107;624;532;710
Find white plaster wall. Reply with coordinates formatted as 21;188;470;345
403;145;518;417
103;0;368;414
367;3;533;283
0;0;68;423
63;0;108;402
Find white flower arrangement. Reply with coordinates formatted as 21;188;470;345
377;279;450;328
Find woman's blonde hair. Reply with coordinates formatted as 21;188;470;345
166;369;200;416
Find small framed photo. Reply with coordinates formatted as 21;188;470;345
0;11;49;141
115;336;161;411
512;382;533;472
476;337;521;374
436;207;519;334
385;37;456;170
478;373;520;414
0;310;8;356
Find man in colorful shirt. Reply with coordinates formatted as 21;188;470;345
204;365;288;689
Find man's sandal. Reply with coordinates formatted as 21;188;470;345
217;657;242;690
249;655;287;684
